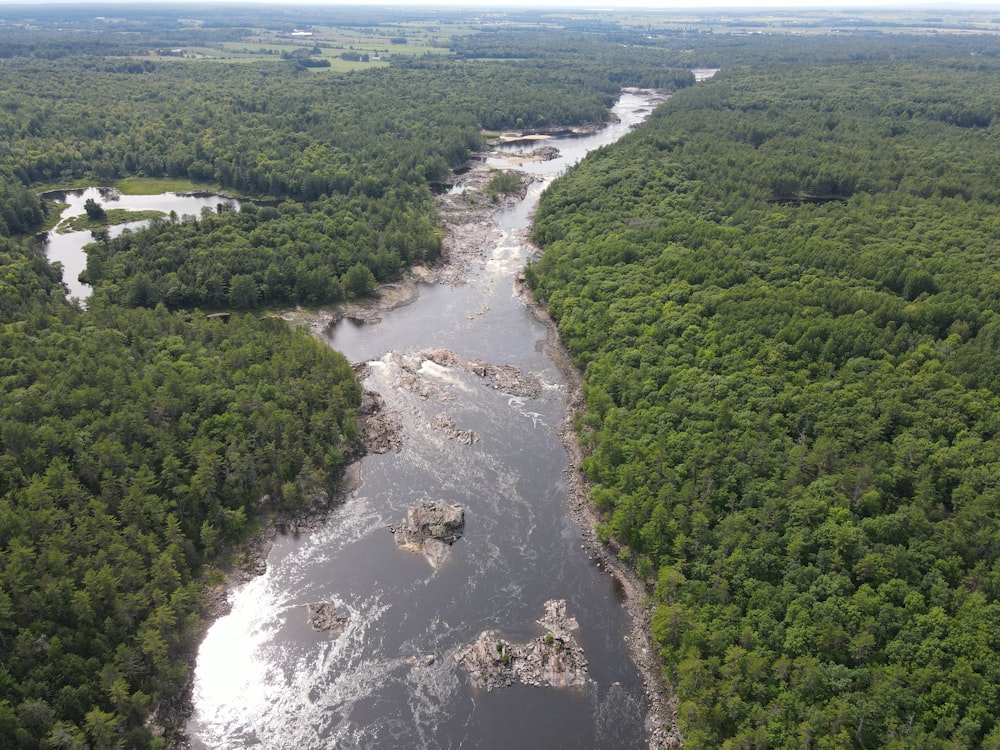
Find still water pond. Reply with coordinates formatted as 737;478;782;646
42;188;240;302
187;91;665;750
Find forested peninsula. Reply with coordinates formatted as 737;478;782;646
528;45;1000;749
2;4;1000;748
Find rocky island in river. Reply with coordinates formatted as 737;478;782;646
457;599;589;691
389;499;466;568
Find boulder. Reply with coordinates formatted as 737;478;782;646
359;389;403;454
419;349;542;399
306;602;348;637
389;500;465;568
390;500;465;546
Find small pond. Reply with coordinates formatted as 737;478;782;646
41;187;241;303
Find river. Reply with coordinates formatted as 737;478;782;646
186;90;666;750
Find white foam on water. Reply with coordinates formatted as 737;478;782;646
188;89;664;749
191;574;285;734
419;360;474;392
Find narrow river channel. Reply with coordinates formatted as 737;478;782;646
187;90;665;750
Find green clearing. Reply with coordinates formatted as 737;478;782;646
216;29;451;61
40;202;69;232
564;6;1000;34
115;177;225;196
314;58;389;73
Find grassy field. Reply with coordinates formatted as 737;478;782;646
206;24;452;66
115;177;224;196
138;9;1000;72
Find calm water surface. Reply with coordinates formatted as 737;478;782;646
42;188;240;302
187;91;666;750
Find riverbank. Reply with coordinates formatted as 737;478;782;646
280;160;535;335
441;149;682;750
168;460;365;746
515;272;682;750
275;157;678;750
173;160;530;747
323;149;680;748
435;132;681;749
184;102;676;750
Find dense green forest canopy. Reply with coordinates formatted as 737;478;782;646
528;46;1000;748
0;231;363;749
4;7;1000;748
0;8;699;748
0;30;691;308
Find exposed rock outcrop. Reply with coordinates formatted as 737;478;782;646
421;348;542;399
526;145;560;162
487;142;561;164
431;413;480;445
389;500;466;568
358;388;403;453
456;599;589;691
306;602;348;637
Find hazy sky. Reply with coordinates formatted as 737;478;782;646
316;0;999;4
348;0;1000;7
224;0;997;5
15;0;1000;7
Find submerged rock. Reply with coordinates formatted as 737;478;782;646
389;500;466;567
306;602;348;637
456;599;589;691
431;413;480;445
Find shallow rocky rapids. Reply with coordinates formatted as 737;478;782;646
186;91;666;750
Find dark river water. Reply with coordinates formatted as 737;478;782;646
186;90;666;750
42;188;240;302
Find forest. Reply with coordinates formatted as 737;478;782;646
528;46;1000;748
0;8;697;748
0;46;689;310
3;4;1000;747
